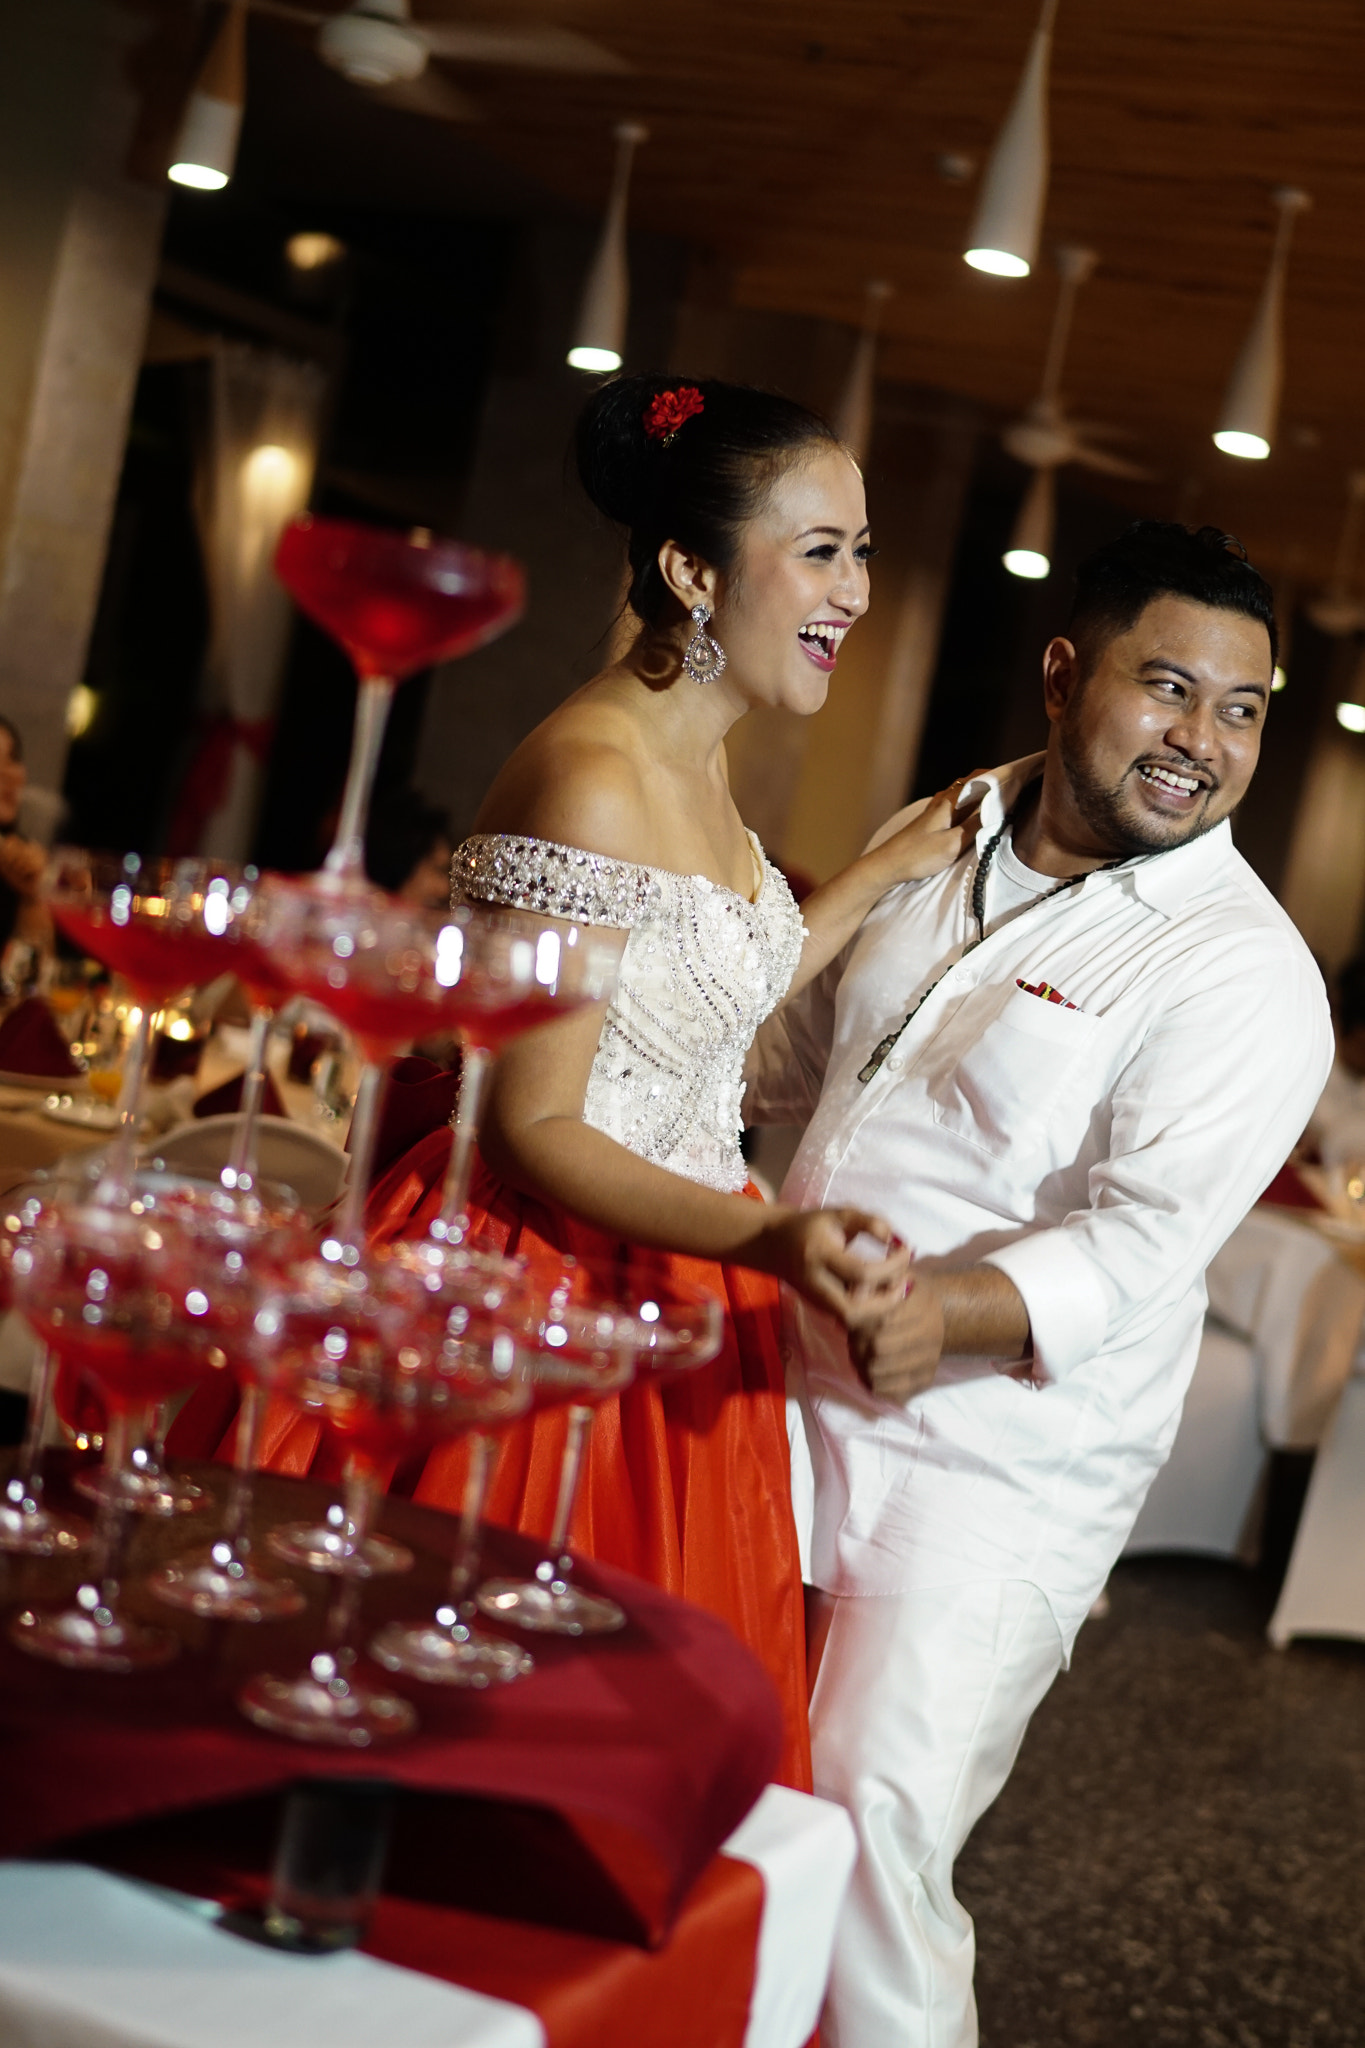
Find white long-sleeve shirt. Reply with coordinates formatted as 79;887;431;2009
747;756;1333;1649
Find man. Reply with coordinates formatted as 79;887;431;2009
746;522;1333;2047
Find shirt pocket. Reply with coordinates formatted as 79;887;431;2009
929;983;1101;1159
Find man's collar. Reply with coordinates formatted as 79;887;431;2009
963;753;1234;918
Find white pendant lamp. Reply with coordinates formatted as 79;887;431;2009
1003;464;1055;579
567;121;649;374
1213;186;1310;461
964;0;1058;278
169;1;246;191
834;281;893;464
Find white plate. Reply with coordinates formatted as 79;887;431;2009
0;1067;86;1092
42;1092;122;1131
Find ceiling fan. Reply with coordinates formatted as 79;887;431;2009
1002;247;1152;483
248;0;630;123
1000;246;1152;579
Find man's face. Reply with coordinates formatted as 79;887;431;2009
1044;594;1272;858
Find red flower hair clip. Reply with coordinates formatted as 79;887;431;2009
643;385;705;447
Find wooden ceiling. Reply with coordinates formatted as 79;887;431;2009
242;1;1365;591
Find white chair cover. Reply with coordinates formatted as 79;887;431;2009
1123;1322;1266;1561
1267;1371;1365;1649
1205;1206;1365;1448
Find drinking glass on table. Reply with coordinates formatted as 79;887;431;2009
237;1249;533;1745
144;1184;311;1623
8;1194;220;1671
275;515;524;891
0;1188;92;1558
424;906;623;1262
46;851;256;1204
478;1263;723;1637
367;1241;535;1688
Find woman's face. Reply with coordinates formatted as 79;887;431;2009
709;445;872;717
0;730;26;827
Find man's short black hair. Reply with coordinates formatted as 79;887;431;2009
1068;520;1278;675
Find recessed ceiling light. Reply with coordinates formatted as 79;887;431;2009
1335;701;1365;732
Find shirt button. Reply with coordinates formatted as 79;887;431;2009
885;1052;904;1072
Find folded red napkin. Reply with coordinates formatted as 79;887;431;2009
357;1054;460;1190
1260;1160;1324;1211
193;1069;286;1120
0;996;80;1078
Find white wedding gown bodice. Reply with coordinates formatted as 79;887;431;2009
452;830;807;1194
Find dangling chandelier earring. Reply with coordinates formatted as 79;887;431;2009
682;602;727;685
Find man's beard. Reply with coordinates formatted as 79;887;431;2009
1057;713;1226;858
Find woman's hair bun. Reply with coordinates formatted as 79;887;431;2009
574;372;681;528
574;371;840;626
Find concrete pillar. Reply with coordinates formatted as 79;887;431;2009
0;0;167;801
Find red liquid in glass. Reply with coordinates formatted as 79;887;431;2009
53;907;226;1006
273;1315;490;1467
223;934;293;1010
445;985;587;1054
290;970;448;1062
277;520;524;681
29;1314;210;1413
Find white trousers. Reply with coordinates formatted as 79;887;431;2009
811;1579;1064;2048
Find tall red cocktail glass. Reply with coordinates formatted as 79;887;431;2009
145;1185;311;1623
8;1197;219;1671
238;1250;531;1744
274;516;524;887
477;1261;723;1637
423;905;622;1257
46;851;261;1205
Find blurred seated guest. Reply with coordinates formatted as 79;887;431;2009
0;716;52;966
365;792;460;1065
1305;953;1365;1166
365;792;453;908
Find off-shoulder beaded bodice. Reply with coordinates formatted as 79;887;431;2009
453;832;807;1194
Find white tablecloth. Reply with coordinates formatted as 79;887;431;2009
0;1785;855;2048
1205;1204;1365;1448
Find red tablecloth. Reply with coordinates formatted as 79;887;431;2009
0;1459;781;1950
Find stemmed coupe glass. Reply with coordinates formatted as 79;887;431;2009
275;515;525;891
367;1241;536;1689
144;1184;311;1623
7;1194;220;1671
424;908;624;1258
252;887;620;1577
236;1249;533;1746
479;1262;723;1637
45;854;281;1519
46;851;238;1205
0;1190;91;1558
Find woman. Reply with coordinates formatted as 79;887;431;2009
368;375;969;1786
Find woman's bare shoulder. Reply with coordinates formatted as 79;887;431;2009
473;695;655;866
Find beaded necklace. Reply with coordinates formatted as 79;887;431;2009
856;785;1115;1085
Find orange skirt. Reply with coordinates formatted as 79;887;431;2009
364;1131;812;1794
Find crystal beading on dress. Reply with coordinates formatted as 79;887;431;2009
453;832;807;1195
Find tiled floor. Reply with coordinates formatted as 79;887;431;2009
961;1558;1365;2048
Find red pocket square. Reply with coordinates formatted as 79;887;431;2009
1016;978;1078;1011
